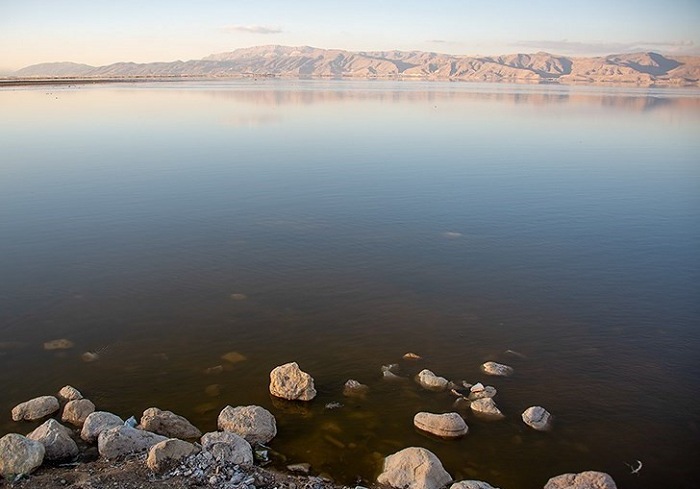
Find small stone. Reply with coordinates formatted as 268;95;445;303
221;351;247;363
544;471;617;489
451;481;500;489
218;405;277;445
81;352;99;362
269;362;317;401
287;463;311;474
415;369;449;391
413;412;468;439
43;339;74;350
377;447;452;489
0;434;45;480
470;383;484;392
58;385;83;401
468;386;497;401
62;399;95;427
146;438;200;473
470;398;504;418
522;406;553;431
140;407;202;439
11;396;60;421
403;352;422;360
480;362;514;377
26;419;78;461
81;411;124;443
204;365;224;375
343;379;369;398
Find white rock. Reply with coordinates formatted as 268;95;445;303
11;396;60;421
97;426;168;460
470;383;484;392
415;369;449;391
217;405;277;445
377;447;452;489
0;434;45;480
200;431;253;465
62;399;95;427
58;385;83;401
451;481;500;489
470;398;504;418
26;419;78;461
269;362;317;401
403;352;422;360
544;471;617;489
413;412;468;439
468;386;497;401
480;362;513;377
146;438;200;473
140;407;202;439
522;406;553;431
81;411;124;443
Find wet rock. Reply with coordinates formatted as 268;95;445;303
26;419;78;461
97;426;168;460
343;379;369;398
413;412;468;439
58;385;83;401
81;352;99;362
451;481;500;489
204;365;224;375
403;352;422;360
140;407;202;439
377;447;452;489
544;471;617;489
480;362;513;377
43;339;74;350
415;369;449;391
11;396;60;421
468;386;497;401
470;398;504;418
287;462;311;474
146;438;200;473
200;431;253;465
0;433;45;480
62;399;95;427
269;362;317;401
470;382;484;392
81;411;124;443
522;406;553;431
217;405;277;445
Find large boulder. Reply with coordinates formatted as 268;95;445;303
62;399;95;427
414;412;468;439
81;411;124;443
146;438;200;473
26;419;78;461
415;370;449;391
217;405;277;444
269;362;317;401
11;396;60;421
522;406;553;431
0;434;45;480
200;431;253;465
544;471;617;489
97;426;168;460
377;447;452;489
139;407;201;439
58;385;83;401
470;398;504;418
451;482;500;489
480;362;513;377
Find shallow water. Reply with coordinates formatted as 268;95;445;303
0;80;699;488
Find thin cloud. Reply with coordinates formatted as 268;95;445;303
224;25;283;35
427;39;447;44
513;39;696;55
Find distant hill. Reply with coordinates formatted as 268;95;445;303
10;46;700;86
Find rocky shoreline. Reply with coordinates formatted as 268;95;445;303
1;358;617;489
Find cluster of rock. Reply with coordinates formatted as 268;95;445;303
0;359;616;489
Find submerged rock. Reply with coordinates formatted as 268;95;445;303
221;351;247;363
451;481;500;489
217;405;277;445
81;411;124;443
544;471;617;489
200;431;253;465
98;426;168;460
480;362;514;377
11;396;60;421
522;406;553;431
413;412;468;439
0;434;45;480
43;339;74;350
343;379;370;398
146;438;200;473
377;447;452;489
470;398;504;418
269;362;317;401
403;352;422;360
58;385;83;401
62;399;95;427
415;369;449;391
140;407;202;439
287;462;312;474
81;352;99;363
26;419;78;461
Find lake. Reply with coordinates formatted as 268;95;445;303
0;80;698;488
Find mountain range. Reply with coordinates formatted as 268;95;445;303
10;45;700;86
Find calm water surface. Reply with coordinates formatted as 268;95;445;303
1;81;699;488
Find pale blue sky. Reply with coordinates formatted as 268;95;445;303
1;0;699;70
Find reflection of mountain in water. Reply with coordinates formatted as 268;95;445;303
12;46;700;87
